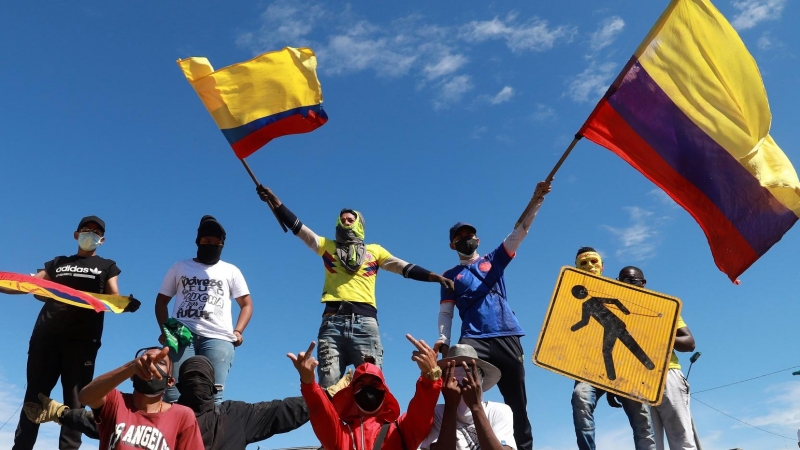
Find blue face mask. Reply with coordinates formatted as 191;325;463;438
78;232;103;251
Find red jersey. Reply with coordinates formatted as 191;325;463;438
96;389;204;450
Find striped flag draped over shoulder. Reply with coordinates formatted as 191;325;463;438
178;47;328;159
579;0;800;281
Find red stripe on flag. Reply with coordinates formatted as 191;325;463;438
582;100;758;280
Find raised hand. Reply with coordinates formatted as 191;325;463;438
287;341;318;384
459;360;483;409
441;361;461;405
533;180;553;201
407;334;438;375
134;347;169;381
256;185;282;207
430;273;455;291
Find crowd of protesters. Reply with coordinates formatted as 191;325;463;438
6;180;700;450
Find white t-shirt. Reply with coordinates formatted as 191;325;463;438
159;259;250;342
420;401;517;450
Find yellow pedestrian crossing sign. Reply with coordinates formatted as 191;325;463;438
532;267;682;405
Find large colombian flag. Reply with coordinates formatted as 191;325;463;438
0;271;132;313
579;0;800;281
178;47;328;159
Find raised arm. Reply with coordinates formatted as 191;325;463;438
398;335;444;449
79;347;169;408
504;181;552;254
288;341;347;450
257;185;322;253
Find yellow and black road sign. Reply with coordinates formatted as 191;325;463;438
533;267;681;405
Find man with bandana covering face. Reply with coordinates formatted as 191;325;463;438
30;355;310;450
570;253;656;450
287;334;443;450
77;346;204;449
437;180;551;450
256;186;454;388
155;215;254;404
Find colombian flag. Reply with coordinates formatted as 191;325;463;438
0;272;131;313
178;47;328;159
579;0;800;281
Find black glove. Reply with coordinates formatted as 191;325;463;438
123;295;141;313
606;393;623;408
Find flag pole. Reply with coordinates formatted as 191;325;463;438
514;134;583;228
240;159;289;233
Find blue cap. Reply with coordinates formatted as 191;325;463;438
449;222;477;242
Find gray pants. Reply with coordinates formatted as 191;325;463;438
652;369;696;450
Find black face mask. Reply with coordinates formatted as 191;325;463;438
177;375;217;413
454;237;479;256
354;385;385;413
133;365;169;396
196;244;223;265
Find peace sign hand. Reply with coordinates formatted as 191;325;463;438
287;341;318;384
441;361;462;406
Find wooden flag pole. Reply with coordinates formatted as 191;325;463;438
240;159;289;233
514;134;583;228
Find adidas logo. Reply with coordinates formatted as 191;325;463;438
56;265;90;274
89;268;101;275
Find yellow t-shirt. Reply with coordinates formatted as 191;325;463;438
669;316;687;370
317;237;393;307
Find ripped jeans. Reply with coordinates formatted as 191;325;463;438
317;314;383;388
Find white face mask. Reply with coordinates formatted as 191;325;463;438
456;398;473;424
78;232;103;251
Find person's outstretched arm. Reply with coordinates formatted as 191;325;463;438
397;335;444;450
380;253;455;291
288;341;348;450
503;181;552;254
79;347;169;409
257;185;323;253
237;396;309;444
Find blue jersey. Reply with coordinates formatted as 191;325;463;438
441;243;524;339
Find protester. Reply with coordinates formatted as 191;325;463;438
78;346;204;449
258;186;454;388
626;265;699;450
436;180;551;450
420;344;514;450
288;334;443;450
27;355;311;450
155;215;253;403
3;216;139;450
570;255;656;450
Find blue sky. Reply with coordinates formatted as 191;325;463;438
1;1;798;449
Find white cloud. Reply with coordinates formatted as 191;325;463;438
756;31;782;50
237;2;575;109
434;75;474;109
423;53;469;80
565;61;617;103
648;189;679;209
489;86;515;104
731;0;786;30
532;103;556;121
460;13;577;52
603;206;663;261
745;382;800;429
471;126;488;139
589;16;625;51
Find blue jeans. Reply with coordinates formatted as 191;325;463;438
317;314;383;388
572;381;656;450
163;334;235;404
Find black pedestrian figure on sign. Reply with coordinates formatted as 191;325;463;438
569;285;655;380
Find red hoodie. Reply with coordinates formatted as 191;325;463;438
300;363;442;450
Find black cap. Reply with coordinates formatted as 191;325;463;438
449;222;477;242
77;215;105;233
196;215;226;244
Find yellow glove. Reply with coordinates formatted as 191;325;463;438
23;393;68;424
325;368;354;398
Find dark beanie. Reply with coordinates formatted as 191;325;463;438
196;215;226;245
